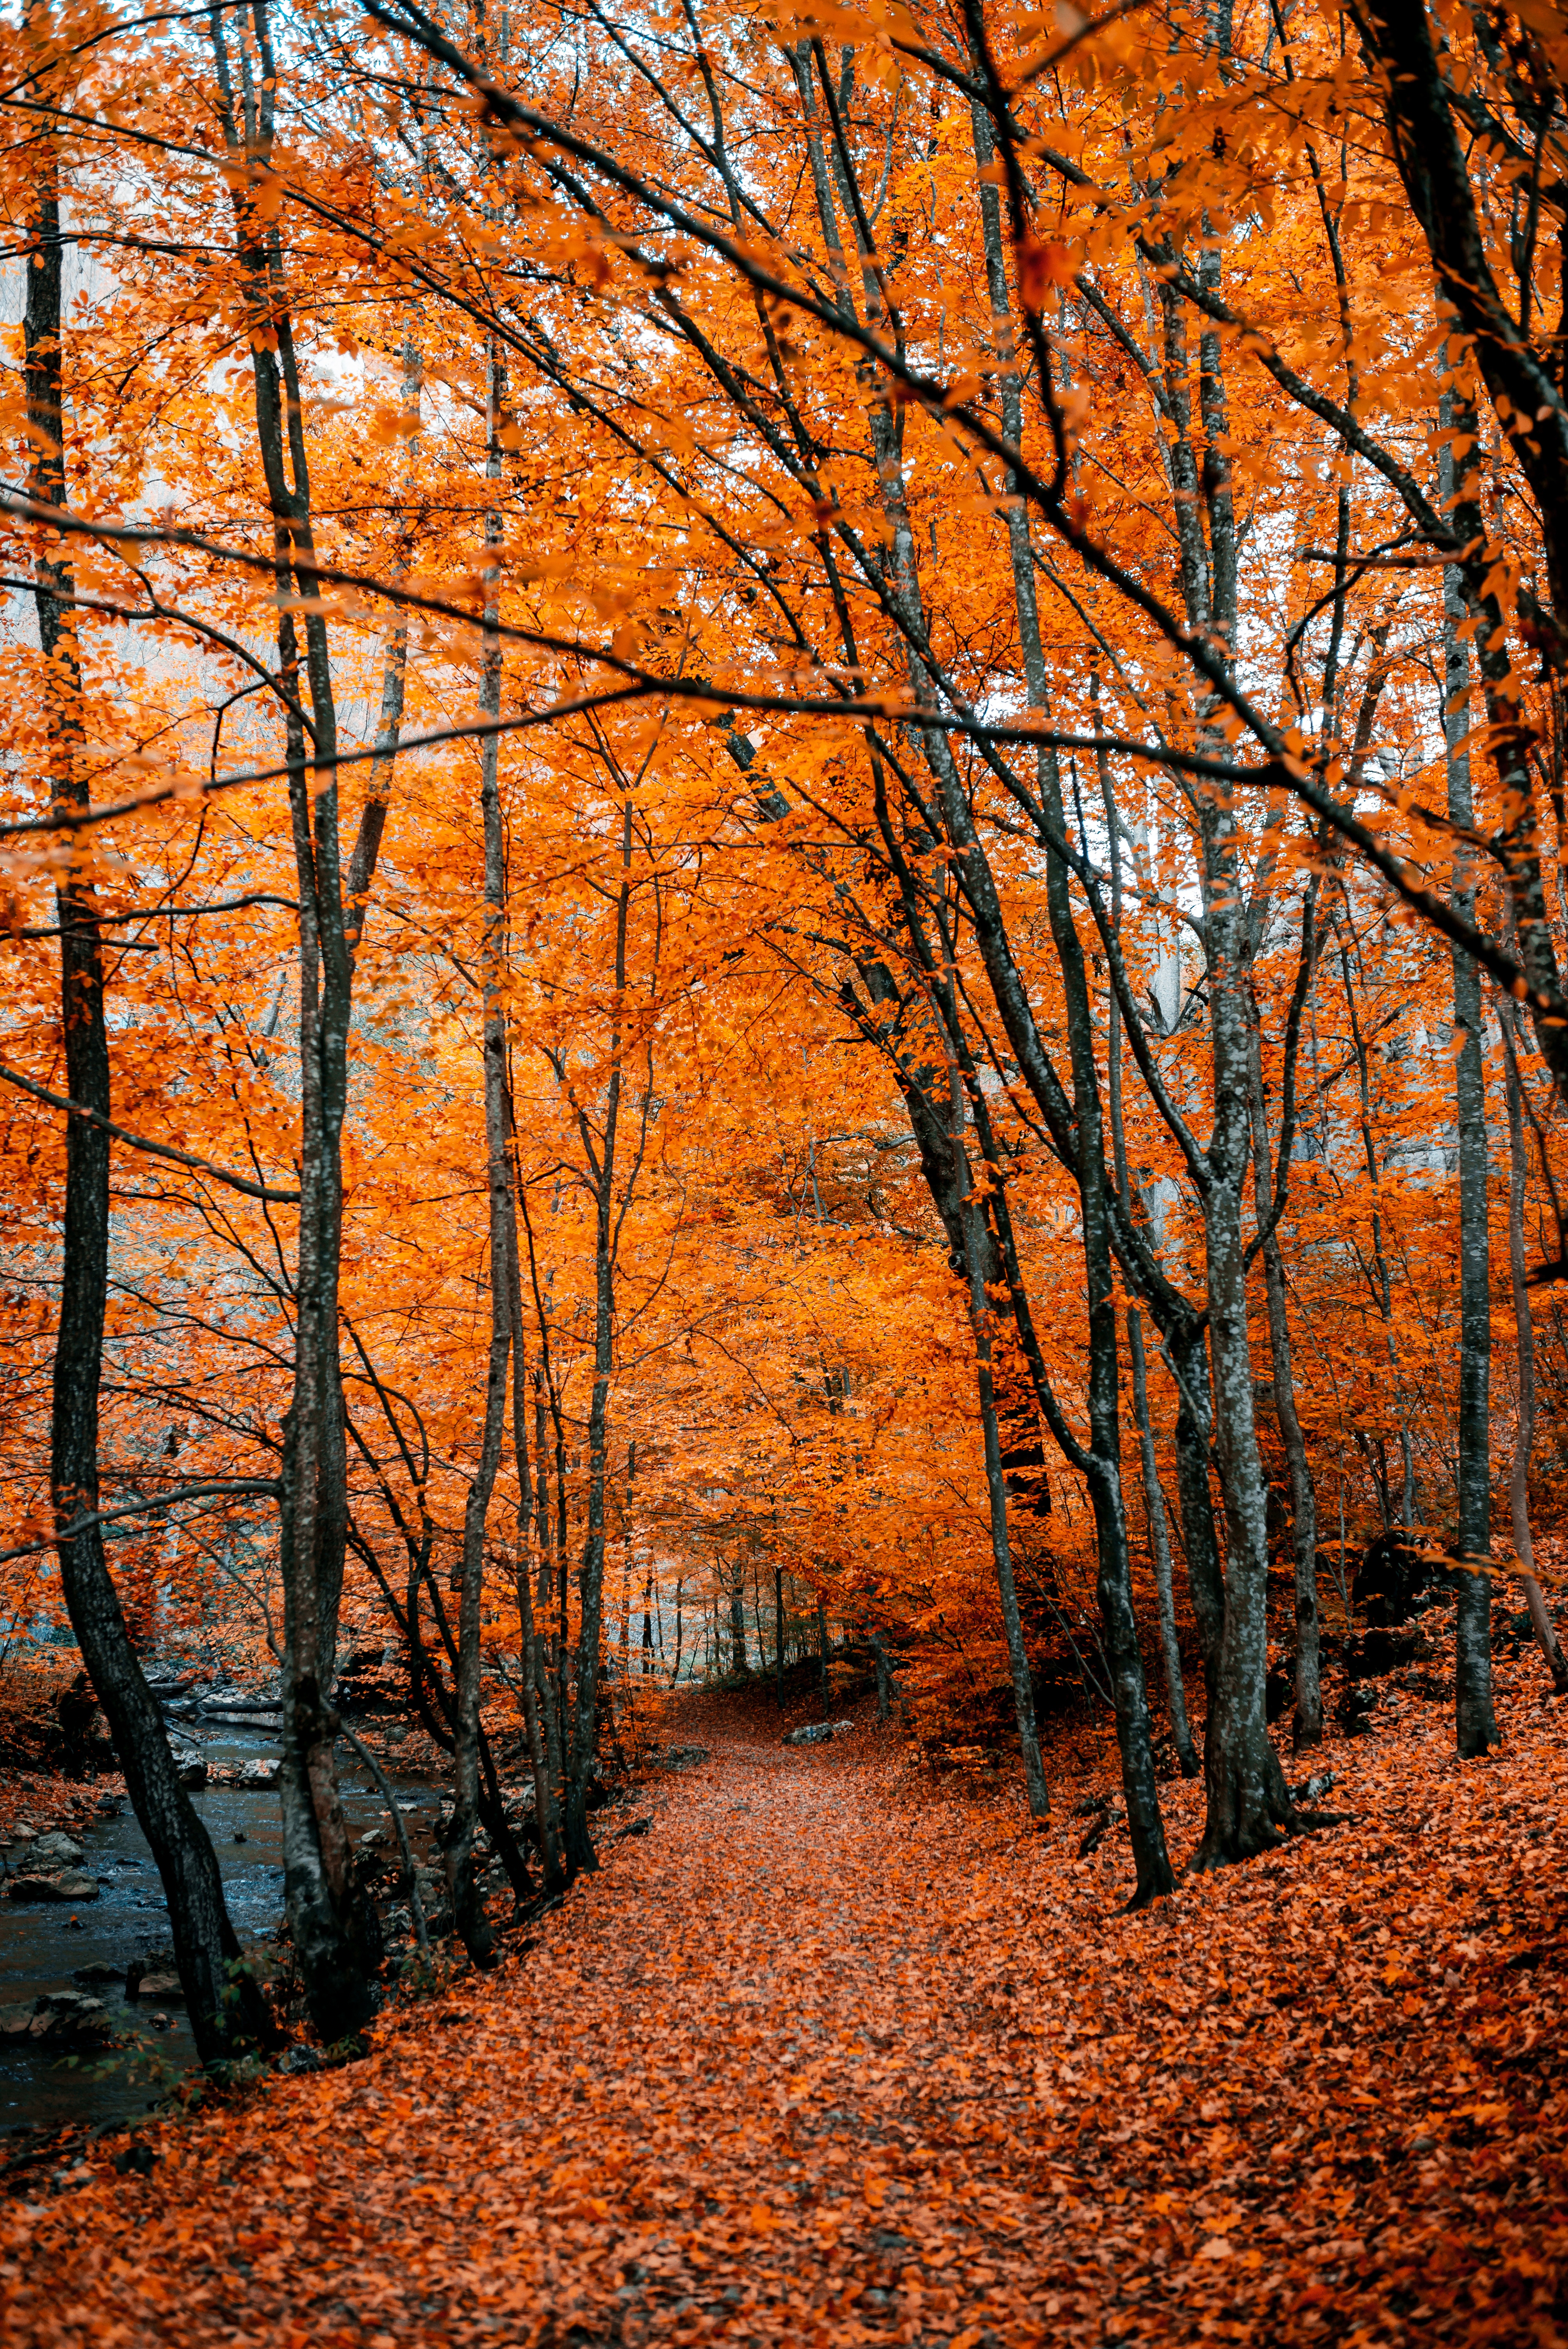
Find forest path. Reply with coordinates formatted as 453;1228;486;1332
2;1684;1566;2346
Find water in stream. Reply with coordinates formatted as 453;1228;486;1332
0;1725;440;2137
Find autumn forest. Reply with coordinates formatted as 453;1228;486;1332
0;0;1565;2339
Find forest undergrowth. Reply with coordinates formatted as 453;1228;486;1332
2;1663;1564;2349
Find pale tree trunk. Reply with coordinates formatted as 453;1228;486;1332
345;332;419;957
1181;174;1299;1866
563;805;634;1876
1340;935;1419;1529
1248;1009;1322;1750
505;1243;565;1889
27;108;270;2064
1126;1308;1199;1776
1499;1001;1568;1692
1102;783;1198;1780
774;1562;785;1707
444;340;511;1966
1441;426;1499;1755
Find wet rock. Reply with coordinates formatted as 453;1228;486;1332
144;1671;200;1700
132;1972;183;2003
166;1734;207;1790
30;1832;84;1868
237;1757;280;1788
73;1960;124;1986
782;1720;852;1747
6;1870;100;1902
0;1992;113;2042
275;2044;324;2076
125;1950;177;1999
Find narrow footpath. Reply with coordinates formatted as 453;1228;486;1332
2;1682;1564;2347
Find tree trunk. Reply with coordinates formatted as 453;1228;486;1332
1499;1002;1568;1693
563;804;634;1877
1126;1306;1199;1775
28;135;269;2064
729;1555;748;1679
210;4;374;2037
1247;1028;1322;1750
1192;817;1295;1867
1441;449;1499;1756
444;341;511;1966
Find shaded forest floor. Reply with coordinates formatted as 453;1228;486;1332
2;1662;1566;2347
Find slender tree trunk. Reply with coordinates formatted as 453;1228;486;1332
28;126;269;2065
1192;819;1298;1866
1126;1307;1199;1775
563;805;634;1876
774;1562;785;1707
211;6;372;2036
444;341;511;1966
505;1253;565;1889
1340;937;1419;1526
1499;1003;1568;1692
944;1049;1050;1820
817;1596;831;1721
1441;465;1499;1755
1102;856;1198;1782
729;1554;748;1678
344;332;419;959
869;1624;893;1722
1248;1023;1322;1749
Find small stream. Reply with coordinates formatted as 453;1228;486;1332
0;1724;441;2138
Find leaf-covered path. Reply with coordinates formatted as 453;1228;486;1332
4;1684;1566;2347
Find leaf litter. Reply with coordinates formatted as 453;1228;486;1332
2;1659;1564;2347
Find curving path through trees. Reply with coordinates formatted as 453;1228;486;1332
2;1681;1564;2346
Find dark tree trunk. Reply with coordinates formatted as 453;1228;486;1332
211;5;373;2037
28;130;269;2066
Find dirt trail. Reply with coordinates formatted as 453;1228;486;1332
2;1688;1565;2345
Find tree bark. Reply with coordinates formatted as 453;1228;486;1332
211;4;374;2036
1126;1306;1199;1775
28;123;270;2063
1247;1009;1322;1750
444;340;511;1965
1441;423;1499;1757
1499;1000;1568;1693
563;803;635;1877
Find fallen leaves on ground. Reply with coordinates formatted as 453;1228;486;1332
2;1663;1565;2347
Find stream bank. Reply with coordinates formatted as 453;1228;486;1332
0;1711;442;2139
